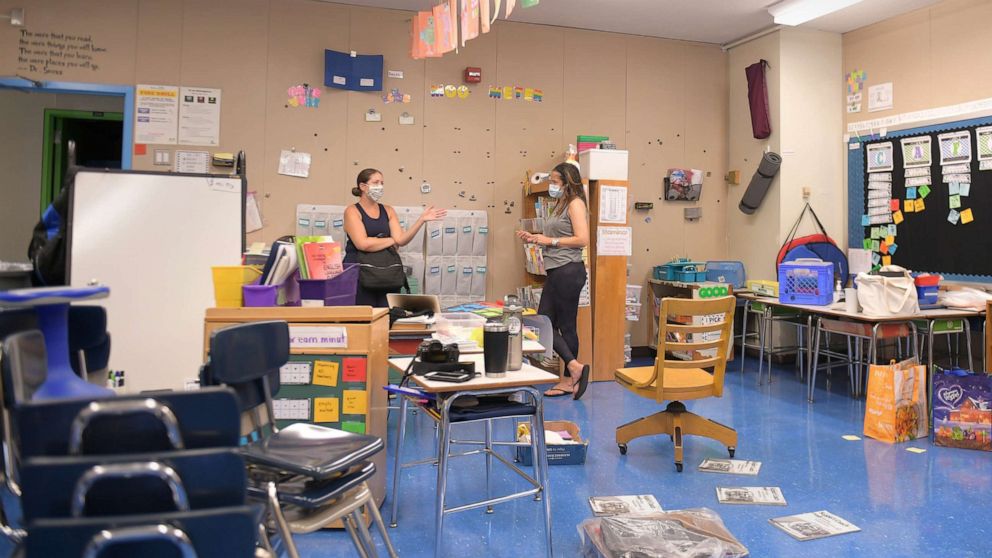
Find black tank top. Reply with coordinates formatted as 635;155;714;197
344;203;391;263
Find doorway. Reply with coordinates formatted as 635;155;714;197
41;109;123;211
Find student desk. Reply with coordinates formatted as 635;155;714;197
387;354;558;557
736;294;982;402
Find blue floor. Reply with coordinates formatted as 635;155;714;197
300;355;992;557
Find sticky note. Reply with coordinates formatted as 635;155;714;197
949;182;961;196
906;187;917;199
884;235;894;246
870;228;880;239
313;397;340;423
312;360;339;387
961;208;974;224
882;255;892;266
948;209;960;225
906;447;927;454
904;200;915;213
342;357;367;382
890;199;900;211
914;198;925;212
863;239;872;250
949;195;962;209
343;390;367;414
861;214;870;226
872;253;881;265
887;224;898;236
893;210;904;224
889;243;898;255
341;421;366;434
871;240;880;252
842;435;862;441
919;185;931;198
960;183;971;197
879;242;888;254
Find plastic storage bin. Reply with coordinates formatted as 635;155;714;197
778;259;834;306
436;312;486;342
705;261;746;289
212;265;262;307
516;420;588;466
298;264;359;307
243;284;278;307
914;274;941;306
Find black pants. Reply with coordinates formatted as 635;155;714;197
355;285;389;308
538;262;587;369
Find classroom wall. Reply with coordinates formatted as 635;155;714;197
0;0;729;347
0;90;123;262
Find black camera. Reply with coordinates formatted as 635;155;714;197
417;340;460;363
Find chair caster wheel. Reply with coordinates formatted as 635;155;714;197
728;447;735;458
675;462;683;472
618;443;627;455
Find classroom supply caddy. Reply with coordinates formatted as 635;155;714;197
298;263;359;306
211;265;262;307
242;272;302;308
746;279;778;297
777;259;833;305
914;274;941;306
654;259;707;282
516;420;588;466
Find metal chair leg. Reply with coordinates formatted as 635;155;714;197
532;395;553;558
389;395;410;528
809;321;822;402
266;482;300;558
739;301;750;375
757;310;768;384
846;336;855;395
485;418;494;514
343;514;371;558
434;418;452;558
366;497;399;558
353;509;380;558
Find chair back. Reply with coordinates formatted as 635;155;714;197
20;448;246;522
24;506;258;558
15;388;240;458
1;330;48;406
68;306;111;378
654;296;736;400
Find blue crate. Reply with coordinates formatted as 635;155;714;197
705;261;746;289
778;260;834;305
916;285;939;305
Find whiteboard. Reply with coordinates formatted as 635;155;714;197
68;170;244;393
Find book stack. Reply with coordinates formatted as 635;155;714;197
259;240;298;286
295;236;344;280
523;243;547;275
577;134;610;154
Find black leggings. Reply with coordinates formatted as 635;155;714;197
538;262;587;370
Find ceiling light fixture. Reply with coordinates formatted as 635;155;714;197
767;0;864;26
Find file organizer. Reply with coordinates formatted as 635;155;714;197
203;306;390;505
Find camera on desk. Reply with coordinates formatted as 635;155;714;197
417;339;460;364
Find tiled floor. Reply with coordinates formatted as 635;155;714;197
298;356;992;557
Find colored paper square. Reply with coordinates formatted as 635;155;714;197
961;208;974;224
861;214;870;226
871;253;881;265
949;195;961;209
879;242;888;254
914;198;925;212
919;185;931;199
960;183;971;197
906;187;917;199
882;255;892;266
342;357;367;382
888;243;898;255
887;224;898;236
949;182;961;196
884;235;894;246
871;240;880;252
343;390;367;414
870;228;880;239
893;210;904;224
948;209;960;225
863;239;872;250
312;360;339;387
313;397;340;423
341;421;366;434
904;200;915;213
889;199;900;211
134;143;147;155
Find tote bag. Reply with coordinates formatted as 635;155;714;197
356;245;407;291
855;266;919;317
864;358;928;443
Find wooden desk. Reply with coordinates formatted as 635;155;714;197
204;306;390;506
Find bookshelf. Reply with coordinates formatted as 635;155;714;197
522;174;593;371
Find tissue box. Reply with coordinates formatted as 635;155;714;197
516;420;588;465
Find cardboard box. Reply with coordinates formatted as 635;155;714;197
579;149;628;181
516;420;588;465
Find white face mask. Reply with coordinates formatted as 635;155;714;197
548;183;564;198
366;183;384;202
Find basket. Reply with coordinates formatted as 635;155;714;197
515;420;588;465
778;259;834;305
298;263;359;306
705;261;746;288
212;265;262;307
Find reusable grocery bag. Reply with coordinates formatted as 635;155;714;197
864;358;928;443
856;266;919;317
932;368;992;451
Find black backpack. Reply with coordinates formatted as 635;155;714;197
27;168;75;286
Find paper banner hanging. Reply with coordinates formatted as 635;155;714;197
491;0;501;24
287;84;321;108
461;0;480;47
411;11;440;60
900;136;931;168
433;0;457;55
507;0;516;18
977;126;992;161
866;142;894;173
480;0;491;33
938;130;972;165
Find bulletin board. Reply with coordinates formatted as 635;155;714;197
848;115;992;280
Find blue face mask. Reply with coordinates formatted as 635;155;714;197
548;183;563;198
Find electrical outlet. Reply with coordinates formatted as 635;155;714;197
153;150;171;166
183;377;201;391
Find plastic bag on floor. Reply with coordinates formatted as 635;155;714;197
578;508;749;558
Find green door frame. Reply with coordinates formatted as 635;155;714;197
40;108;123;211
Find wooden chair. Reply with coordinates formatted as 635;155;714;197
615;296;737;472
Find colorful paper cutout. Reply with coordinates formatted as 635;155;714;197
906;187;917;200
918;185;931;198
949;195;961;209
341;421;366;434
887;224;898;236
888;243;898;255
863;239;872;250
889;200;900;211
871;240;880;252
893;210;904;224
879;242;888;254
948;209;960;225
904;200;915;213
287;84;321;108
433;0;457;55
961;208;974;224
343;390;367;415
914;198;925;212
461;0;480;47
949;182;960;196
884;235;894;246
882;255;892;266
342;357;367;383
312;360;339;387
960;183;971;197
314;397;340;423
871;253;881;265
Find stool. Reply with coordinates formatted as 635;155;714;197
390;387;553;558
809;318;918;402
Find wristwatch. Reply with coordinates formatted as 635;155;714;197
551;238;560;248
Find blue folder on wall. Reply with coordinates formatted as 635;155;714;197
324;49;383;92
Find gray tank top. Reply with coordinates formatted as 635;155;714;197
542;203;584;270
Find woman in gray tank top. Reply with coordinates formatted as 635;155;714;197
516;163;592;400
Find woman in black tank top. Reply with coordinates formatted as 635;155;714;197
344;168;446;307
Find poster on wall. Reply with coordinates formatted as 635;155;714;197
938;130;972;165
866;142;894;173
900;136;931;168
867;82;893;112
178;86;222;146
975;126;992;161
135;84;179;144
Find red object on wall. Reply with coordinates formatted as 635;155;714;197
745;59;771;139
464;67;482;83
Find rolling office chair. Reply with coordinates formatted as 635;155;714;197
615;296;737;472
200;320;397;558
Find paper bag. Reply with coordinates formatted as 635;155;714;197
864;358;928;443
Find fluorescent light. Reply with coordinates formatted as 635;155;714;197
767;0;865;26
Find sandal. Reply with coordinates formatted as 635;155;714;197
544;385;573;398
573;365;591;401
